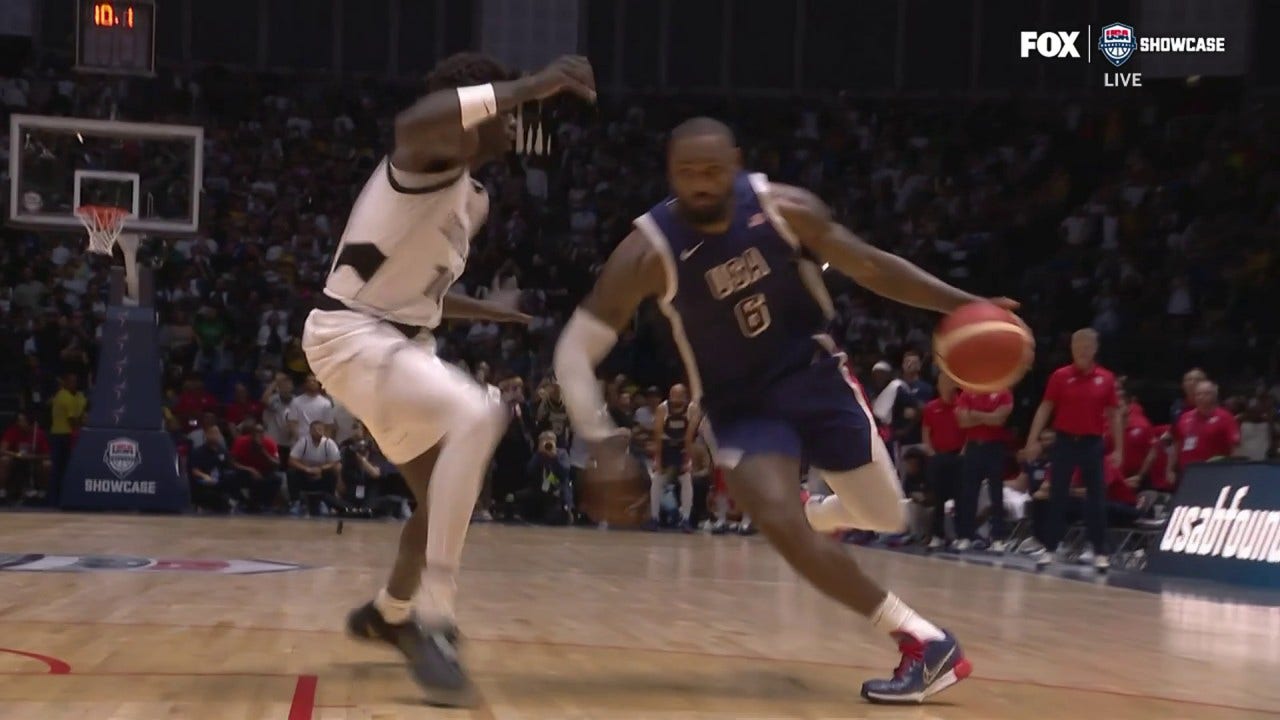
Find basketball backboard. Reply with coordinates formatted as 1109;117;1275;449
9;114;202;235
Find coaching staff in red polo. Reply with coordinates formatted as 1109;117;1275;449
1023;329;1123;571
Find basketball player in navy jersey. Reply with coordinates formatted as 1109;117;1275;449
647;383;695;530
554;118;1018;704
303;52;594;702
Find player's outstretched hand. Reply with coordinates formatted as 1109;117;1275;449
520;55;597;104
488;277;532;325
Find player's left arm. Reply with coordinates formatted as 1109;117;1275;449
441;293;532;324
769;183;1011;315
652;403;668;472
684;402;701;467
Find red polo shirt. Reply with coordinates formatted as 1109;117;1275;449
1043;363;1118;436
231;434;280;475
1172;407;1240;470
956;389;1013;443
1149;424;1173;491
922;397;965;453
1105;459;1137;506
1;424;49;455
1107;404;1154;477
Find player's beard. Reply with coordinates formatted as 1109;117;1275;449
678;198;731;227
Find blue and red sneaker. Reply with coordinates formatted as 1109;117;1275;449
861;630;972;704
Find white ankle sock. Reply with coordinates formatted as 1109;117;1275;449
374;587;413;625
870;593;945;642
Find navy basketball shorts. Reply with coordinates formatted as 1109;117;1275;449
701;356;876;472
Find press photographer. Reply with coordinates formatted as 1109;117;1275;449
515;431;572;524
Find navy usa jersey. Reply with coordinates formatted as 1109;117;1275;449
634;173;834;414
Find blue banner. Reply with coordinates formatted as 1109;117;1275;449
1146;462;1280;587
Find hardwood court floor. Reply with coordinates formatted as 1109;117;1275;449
1;514;1277;719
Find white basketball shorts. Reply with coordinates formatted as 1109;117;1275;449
302;309;493;465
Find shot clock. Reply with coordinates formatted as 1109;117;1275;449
76;0;156;76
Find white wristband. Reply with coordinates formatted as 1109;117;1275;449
457;84;498;129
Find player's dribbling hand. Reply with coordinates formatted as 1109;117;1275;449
521;56;597;104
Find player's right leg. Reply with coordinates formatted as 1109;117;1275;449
304;311;507;702
724;451;970;704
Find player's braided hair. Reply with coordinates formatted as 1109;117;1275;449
426;52;514;92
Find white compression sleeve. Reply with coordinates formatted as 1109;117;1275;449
553;309;621;442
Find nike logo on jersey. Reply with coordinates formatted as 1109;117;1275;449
680;242;705;261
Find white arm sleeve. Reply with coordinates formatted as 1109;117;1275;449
553;309;622;443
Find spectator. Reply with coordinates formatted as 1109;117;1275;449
899;448;931;542
229;421;285;512
173;377;219;424
0;412;52;504
339;424;399;518
1024;329;1121;570
893;352;934;457
262;372;297;463
224;383;263;427
288;375;337;439
516;431;572;524
922;373;965;550
492;375;536;503
1112;389;1156;488
48;372;88;506
956;385;1014;551
186;412;221;449
632;386;662;435
1168;381;1241;486
535;379;570;445
1169;368;1207;424
1010;429;1056;554
188;426;242;513
288;419;342;515
1238;400;1273;461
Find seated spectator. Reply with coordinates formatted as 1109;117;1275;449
0;412;52;505
188;426;243;513
288;419;342;515
224;383;264;427
186;412;221;449
229;421;286;512
174;377;219;424
1169;380;1240;487
511;431;572;524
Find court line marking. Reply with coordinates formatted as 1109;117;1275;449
288;675;317;720
0;647;71;674
0;619;1277;715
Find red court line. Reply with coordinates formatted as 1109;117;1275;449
2;618;1278;716
0;647;71;674
288;675;317;720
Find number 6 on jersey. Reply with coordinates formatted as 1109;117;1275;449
734;293;771;337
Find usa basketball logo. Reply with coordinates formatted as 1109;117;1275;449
1098;23;1137;67
104;437;142;479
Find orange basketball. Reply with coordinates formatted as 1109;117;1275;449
933;302;1034;393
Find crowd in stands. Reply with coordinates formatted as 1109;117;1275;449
1;64;1278;554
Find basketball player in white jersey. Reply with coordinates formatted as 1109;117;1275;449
302;52;595;702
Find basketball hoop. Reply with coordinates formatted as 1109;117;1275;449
76;204;141;305
75;205;129;256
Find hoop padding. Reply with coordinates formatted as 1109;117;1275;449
76;205;129;256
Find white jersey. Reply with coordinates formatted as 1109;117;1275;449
323;158;489;328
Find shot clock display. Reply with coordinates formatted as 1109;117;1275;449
76;0;156;76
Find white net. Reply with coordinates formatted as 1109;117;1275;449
75;205;129;256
